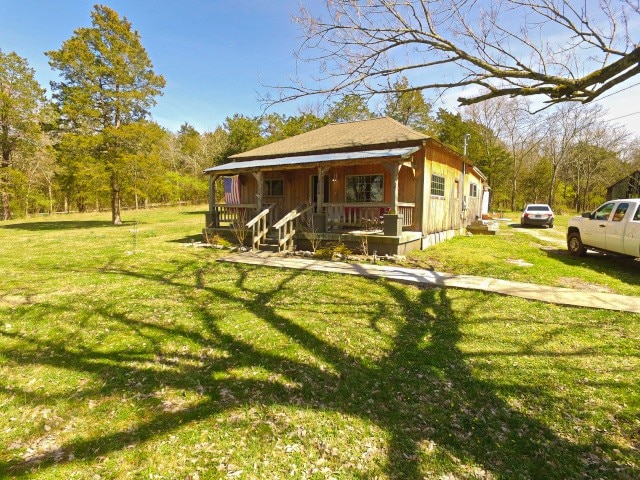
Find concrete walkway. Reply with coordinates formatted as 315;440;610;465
218;253;640;313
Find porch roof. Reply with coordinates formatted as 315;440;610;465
204;146;420;175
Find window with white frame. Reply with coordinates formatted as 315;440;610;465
346;174;384;202
431;174;445;197
264;179;284;196
470;182;478;198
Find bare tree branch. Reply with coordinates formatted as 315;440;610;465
264;0;640;108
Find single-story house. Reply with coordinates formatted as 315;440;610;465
203;117;488;255
606;171;640;201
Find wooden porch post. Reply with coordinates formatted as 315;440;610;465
252;171;263;213
384;162;401;213
316;166;328;213
208;174;217;212
207;174;218;227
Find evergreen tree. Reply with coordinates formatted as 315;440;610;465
56;132;109;212
383;77;433;133
436;109;510;208
47;5;165;225
325;94;374;123
262;112;327;142
221;114;265;158
176;122;204;176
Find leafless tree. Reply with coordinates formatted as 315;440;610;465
542;103;603;206
300;211;323;253
271;0;640;109
562;122;628;210
466;97;549;210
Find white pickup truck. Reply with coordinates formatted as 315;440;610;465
567;198;640;257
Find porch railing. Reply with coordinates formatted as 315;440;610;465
324;202;415;230
397;202;415;228
246;204;276;251
206;203;277;228
207;204;256;228
272;203;314;252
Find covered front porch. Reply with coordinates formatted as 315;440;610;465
205;201;415;231
202;147;422;254
204;201;420;255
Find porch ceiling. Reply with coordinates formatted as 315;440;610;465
203;146;420;176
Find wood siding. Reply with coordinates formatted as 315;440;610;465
236;164;416;220
607;171;640;201
221;139;485;238
417;141;484;236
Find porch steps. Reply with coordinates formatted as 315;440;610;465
258;241;280;253
257;231;292;253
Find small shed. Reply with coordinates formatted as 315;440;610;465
606;171;640;200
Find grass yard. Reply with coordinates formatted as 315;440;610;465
1;206;639;479
407;215;640;297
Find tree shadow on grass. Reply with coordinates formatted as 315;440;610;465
169;234;206;244
0;220;139;231
179;210;207;216
540;247;640;288
0;262;637;478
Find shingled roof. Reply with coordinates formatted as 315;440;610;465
229;117;429;161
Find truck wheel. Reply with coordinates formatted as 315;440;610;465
567;232;586;257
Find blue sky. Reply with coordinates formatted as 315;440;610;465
0;0;307;132
1;0;639;135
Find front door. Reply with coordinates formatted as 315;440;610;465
311;175;330;204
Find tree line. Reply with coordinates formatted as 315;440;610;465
2;5;639;224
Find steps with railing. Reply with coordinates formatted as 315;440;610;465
243;203;313;252
271;203;314;252
245;204;276;251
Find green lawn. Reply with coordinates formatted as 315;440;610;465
1;207;638;479
406;215;640;297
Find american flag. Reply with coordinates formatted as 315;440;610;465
223;175;241;204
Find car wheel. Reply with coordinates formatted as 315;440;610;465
549;222;554;228
567;232;586;257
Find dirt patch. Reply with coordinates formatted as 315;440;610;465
506;258;533;267
514;225;566;247
557;277;613;293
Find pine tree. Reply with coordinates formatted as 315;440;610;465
383;77;433;133
47;5;165;224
